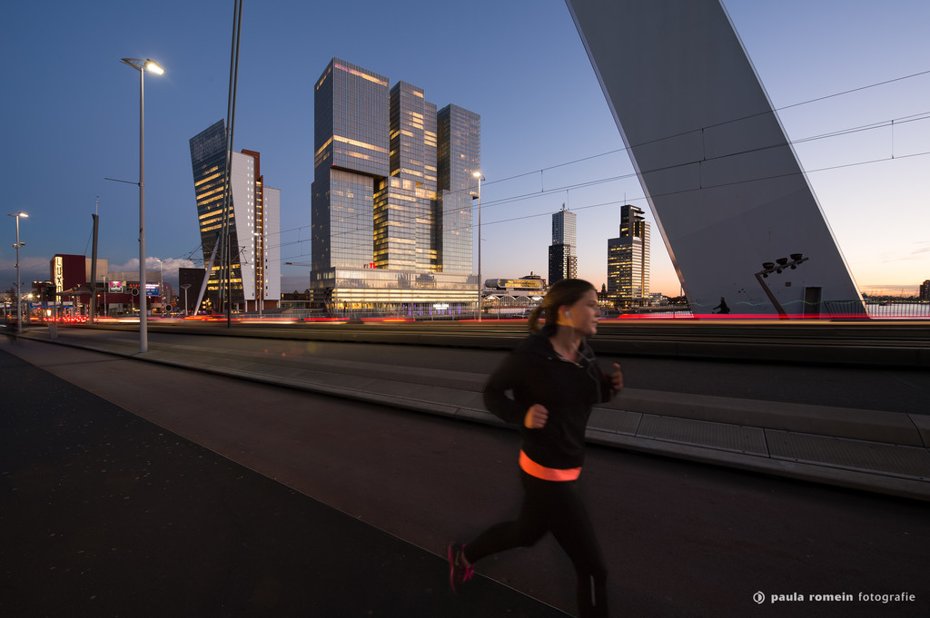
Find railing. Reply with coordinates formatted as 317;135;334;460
617;301;930;320
864;302;930;319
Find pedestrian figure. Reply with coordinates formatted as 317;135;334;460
713;296;730;314
448;278;623;618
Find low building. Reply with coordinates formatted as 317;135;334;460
482;273;546;316
484;273;546;296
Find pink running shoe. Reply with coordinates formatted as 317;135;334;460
447;543;474;593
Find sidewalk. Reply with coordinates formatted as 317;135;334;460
17;327;930;501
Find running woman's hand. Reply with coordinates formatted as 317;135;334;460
524;404;549;429
609;363;624;391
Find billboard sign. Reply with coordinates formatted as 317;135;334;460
54;256;64;294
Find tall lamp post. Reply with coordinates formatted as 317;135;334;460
121;57;164;353
152;256;164;315
8;211;29;334
472;171;484;321
180;284;191;317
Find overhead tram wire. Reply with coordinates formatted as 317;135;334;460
473;109;930;212
271;140;930;266
475;66;930;192
476;148;930;230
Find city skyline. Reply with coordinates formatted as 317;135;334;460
2;1;929;297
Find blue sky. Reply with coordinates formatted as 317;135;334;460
2;0;929;296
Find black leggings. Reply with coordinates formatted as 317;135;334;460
464;471;608;618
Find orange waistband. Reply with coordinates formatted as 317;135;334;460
519;450;582;482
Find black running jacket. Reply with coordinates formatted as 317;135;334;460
483;332;618;470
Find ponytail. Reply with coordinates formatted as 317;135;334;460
527;305;545;332
528;278;596;334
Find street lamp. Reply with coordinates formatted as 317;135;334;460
472;170;484;321
151;256;164;314
180;283;192;317
7;211;28;334
121;57;164;353
754;253;809;317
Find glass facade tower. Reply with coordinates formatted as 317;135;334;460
311;58;480;315
548;204;577;284
190;120;242;308
190;121;280;311
312;59;389;274
373;81;438;271
607;204;650;307
437;104;481;275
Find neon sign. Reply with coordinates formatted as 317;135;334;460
54;256;64;294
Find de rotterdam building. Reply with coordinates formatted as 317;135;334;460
311;58;480;315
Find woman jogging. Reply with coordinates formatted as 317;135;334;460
448;278;623;618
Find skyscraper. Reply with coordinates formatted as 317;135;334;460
548;204;577;285
607;204;650;307
437;104;481;275
189;120;280;312
311;58;480;315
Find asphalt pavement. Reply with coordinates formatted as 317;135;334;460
0;345;567;617
2;332;930;617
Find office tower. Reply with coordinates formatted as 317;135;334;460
548;204;577;285
189;121;280;312
437;104;481;274
311;58;480;315
372;81;438;271
607;204;650;307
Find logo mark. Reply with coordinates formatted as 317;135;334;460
753;591;765;605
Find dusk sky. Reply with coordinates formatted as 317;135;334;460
3;0;929;297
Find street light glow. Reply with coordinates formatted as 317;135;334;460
472;170;482;178
144;60;165;75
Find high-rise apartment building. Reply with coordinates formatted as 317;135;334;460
311;58;480;315
607;204;650;307
189;120;280;312
548;204;577;285
920;280;930;301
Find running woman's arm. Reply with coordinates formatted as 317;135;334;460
482;353;528;425
598;362;624;402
